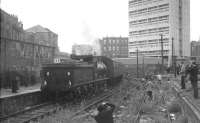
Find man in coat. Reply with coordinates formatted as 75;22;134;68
92;102;115;123
10;68;19;93
188;60;199;99
180;62;186;89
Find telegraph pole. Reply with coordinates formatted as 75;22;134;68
136;48;139;78
142;55;145;78
172;37;174;68
171;37;176;77
160;34;164;74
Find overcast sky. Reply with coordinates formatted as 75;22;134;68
1;0;200;53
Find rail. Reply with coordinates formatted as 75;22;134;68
70;91;115;120
133;94;146;123
172;84;200;122
1;90;115;123
0;102;50;121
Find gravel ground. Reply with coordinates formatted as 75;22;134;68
70;77;178;123
171;76;200;109
29;75;187;123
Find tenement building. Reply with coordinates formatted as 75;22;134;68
25;25;59;64
128;0;190;58
0;9;58;88
72;44;93;55
95;37;128;58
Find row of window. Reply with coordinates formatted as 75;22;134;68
129;38;169;45
129;4;169;17
102;39;128;45
129;43;169;49
103;54;128;58
6;41;53;59
129;27;169;37
129;15;169;27
129;0;164;7
103;51;128;54
129;50;168;56
1;28;24;41
103;46;128;51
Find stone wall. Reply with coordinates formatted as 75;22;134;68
0;37;55;88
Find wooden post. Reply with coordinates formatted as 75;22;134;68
137;48;139;78
160;34;164;74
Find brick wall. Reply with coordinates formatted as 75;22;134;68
0;37;55;88
99;37;128;58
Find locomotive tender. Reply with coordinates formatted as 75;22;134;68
40;55;125;97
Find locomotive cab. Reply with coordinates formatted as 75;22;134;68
40;63;94;93
40;66;73;92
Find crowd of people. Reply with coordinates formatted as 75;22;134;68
179;59;199;99
2;67;37;93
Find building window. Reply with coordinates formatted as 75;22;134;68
116;40;118;44
104;40;107;44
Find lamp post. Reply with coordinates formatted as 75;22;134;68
171;37;176;77
160;34;164;74
142;55;145;78
136;47;139;78
172;37;174;68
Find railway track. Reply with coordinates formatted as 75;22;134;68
133;93;146;123
1;102;58;123
0;102;51;121
68;91;115;120
132;80;173;123
1;89;116;123
172;83;200;122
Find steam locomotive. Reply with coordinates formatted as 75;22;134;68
40;55;126;99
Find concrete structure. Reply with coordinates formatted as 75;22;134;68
128;0;190;58
0;9;58;88
191;41;200;57
72;44;93;55
94;37;128;58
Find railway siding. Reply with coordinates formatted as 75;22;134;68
0;90;41;119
